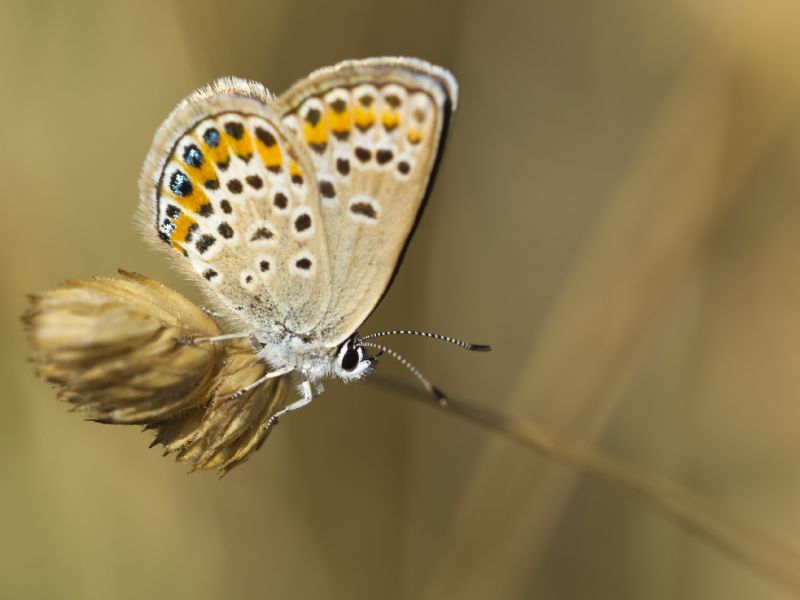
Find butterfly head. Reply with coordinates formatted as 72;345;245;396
332;334;379;381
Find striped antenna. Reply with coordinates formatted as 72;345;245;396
360;341;448;406
361;329;491;352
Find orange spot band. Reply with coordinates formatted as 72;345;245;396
171;213;196;243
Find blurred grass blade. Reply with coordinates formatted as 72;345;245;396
376;375;800;597
418;9;800;598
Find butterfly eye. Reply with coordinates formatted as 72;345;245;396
340;346;362;372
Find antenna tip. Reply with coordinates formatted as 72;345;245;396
468;343;492;352
432;385;449;407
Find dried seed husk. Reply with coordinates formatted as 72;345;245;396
24;270;291;473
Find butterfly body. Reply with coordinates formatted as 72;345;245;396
139;58;457;412
253;329;368;383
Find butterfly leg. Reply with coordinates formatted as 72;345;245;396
223;365;294;400
266;377;314;429
187;332;250;345
200;306;225;318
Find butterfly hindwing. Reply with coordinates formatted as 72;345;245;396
139;79;332;335
273;58;457;345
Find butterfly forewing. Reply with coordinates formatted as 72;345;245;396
140;83;332;335
273;58;457;344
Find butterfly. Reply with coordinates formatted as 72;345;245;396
139;57;488;421
25;58;489;473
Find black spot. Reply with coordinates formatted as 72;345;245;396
237;152;253;163
330;98;347;113
224;122;244;140
217;159;230;171
220;199;232;214
169;171;192;197
160;221;174;238
355;147;371;162
185;223;198;243
376;149;393;164
198;203;213;217
159;231;170;244
319;181;336;198
255;127;276;146
294;213;312;232
333;129;350;141
296;257;312;270
227;179;243;194
291;173;304;185
358;95;374;107
259;260;270;272
267;165;282;174
336;158;350;176
305;108;321;125
385;94;401;108
273;192;288;209
183;144;204;168
196;234;216;254
160;224;174;240
165;205;180;218
397;161;410;175
204;178;220;190
203;128;220;147
251;227;273;241
246;175;263;189
309;142;327;154
350;202;377;219
383;120;398;132
245;274;253;284
218;222;234;239
203;269;218;280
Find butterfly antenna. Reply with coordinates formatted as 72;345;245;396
361;329;491;352
360;341;449;406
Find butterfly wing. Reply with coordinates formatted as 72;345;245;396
273;58;457;345
139;78;332;336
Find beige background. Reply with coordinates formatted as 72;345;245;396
4;1;800;598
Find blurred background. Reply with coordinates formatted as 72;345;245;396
3;1;800;598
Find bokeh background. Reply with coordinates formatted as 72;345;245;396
4;1;800;598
